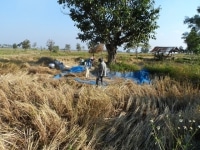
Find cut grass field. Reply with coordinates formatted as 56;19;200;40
0;49;200;150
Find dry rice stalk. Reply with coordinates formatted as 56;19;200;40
0;65;200;149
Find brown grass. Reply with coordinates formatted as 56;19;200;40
0;52;200;149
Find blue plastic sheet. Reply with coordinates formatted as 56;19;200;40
53;65;151;85
53;66;85;79
70;66;85;73
53;74;62;79
132;69;150;84
108;69;150;84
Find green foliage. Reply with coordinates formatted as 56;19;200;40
65;44;71;50
175;55;200;65
22;39;30;50
184;6;200;31
184;29;200;53
52;45;59;53
141;47;149;53
58;0;160;64
13;43;17;49
145;62;200;84
46;39;55;51
184;6;200;53
76;43;81;51
109;62;139;72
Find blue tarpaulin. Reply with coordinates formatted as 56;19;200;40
130;69;150;84
70;66;85;73
53;65;151;85
108;69;150;84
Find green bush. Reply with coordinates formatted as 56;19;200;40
109;62;140;72
145;63;200;85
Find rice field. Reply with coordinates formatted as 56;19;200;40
0;49;200;150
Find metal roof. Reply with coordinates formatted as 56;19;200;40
151;46;179;53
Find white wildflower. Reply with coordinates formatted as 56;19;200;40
150;119;154;123
183;126;187;130
156;126;160;130
179;119;183;123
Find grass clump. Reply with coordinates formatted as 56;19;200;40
145;62;200;85
109;62;140;72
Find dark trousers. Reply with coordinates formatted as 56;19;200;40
96;76;103;86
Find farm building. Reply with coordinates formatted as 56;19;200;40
150;46;179;59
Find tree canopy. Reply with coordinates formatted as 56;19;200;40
184;29;200;53
184;6;200;53
13;43;17;49
184;6;200;32
58;0;160;64
76;43;81;51
46;39;55;51
22;39;30;50
65;44;71;50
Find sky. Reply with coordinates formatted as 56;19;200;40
0;0;200;50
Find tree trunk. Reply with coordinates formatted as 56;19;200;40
136;47;138;60
106;44;117;65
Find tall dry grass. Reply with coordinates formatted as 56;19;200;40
0;53;200;149
92;78;200;150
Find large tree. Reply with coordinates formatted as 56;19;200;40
183;29;200;53
184;6;200;32
58;0;160;64
13;43;17;49
65;44;71;50
76;43;81;51
183;6;200;53
46;39;55;51
22;39;30;50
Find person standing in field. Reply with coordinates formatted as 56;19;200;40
96;58;107;86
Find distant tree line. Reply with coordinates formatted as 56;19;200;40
1;39;86;52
